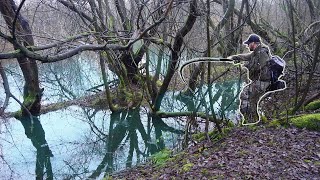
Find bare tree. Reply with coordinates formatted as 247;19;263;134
0;0;42;117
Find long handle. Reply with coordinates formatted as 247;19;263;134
179;57;234;83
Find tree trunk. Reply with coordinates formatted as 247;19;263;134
0;0;42;116
153;0;198;111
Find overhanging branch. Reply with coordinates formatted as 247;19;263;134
13;42;127;63
0;0;175;63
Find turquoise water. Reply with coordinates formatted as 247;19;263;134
0;55;241;179
0;56;185;179
1;107;184;179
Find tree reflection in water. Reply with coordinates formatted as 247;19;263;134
176;80;241;120
18;116;53;180
89;109;184;179
2;107;183;179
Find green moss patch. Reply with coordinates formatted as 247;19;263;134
290;114;320;131
150;148;172;167
269;114;320;131
305;100;320;111
182;163;194;172
268;119;283;128
192;122;234;142
192;126;232;143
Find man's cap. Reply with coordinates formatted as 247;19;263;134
244;34;261;45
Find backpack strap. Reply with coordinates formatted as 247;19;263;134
264;48;272;59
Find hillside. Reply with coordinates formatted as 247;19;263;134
110;126;320;179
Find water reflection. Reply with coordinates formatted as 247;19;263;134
1;57;241;179
172;80;243;120
19;116;53;180
1;107;184;179
89;109;184;178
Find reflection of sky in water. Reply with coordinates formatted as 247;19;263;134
0;106;184;179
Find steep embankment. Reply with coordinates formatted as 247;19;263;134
111;126;320;179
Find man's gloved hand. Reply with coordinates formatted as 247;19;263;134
227;56;241;64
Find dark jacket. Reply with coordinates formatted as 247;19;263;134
231;44;271;81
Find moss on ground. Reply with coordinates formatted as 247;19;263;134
182;163;194;172
305;100;320;111
150;148;173;167
192;122;234;142
269;113;320;131
290;114;320;131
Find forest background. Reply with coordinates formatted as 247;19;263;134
0;0;319;179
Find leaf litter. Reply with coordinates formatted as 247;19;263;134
111;126;320;179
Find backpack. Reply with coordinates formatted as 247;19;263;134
266;55;286;91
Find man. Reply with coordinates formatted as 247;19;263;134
228;34;271;124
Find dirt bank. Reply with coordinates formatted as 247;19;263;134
111;126;320;179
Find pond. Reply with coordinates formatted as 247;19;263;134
1;107;185;179
0;55;242;179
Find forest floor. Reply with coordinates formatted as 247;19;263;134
110;126;320;179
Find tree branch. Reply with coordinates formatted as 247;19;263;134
11;0;26;40
155;111;222;124
154;0;197;111
57;0;94;23
0;62;10;115
0;1;174;63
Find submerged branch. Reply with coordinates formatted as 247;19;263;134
155;111;222;124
